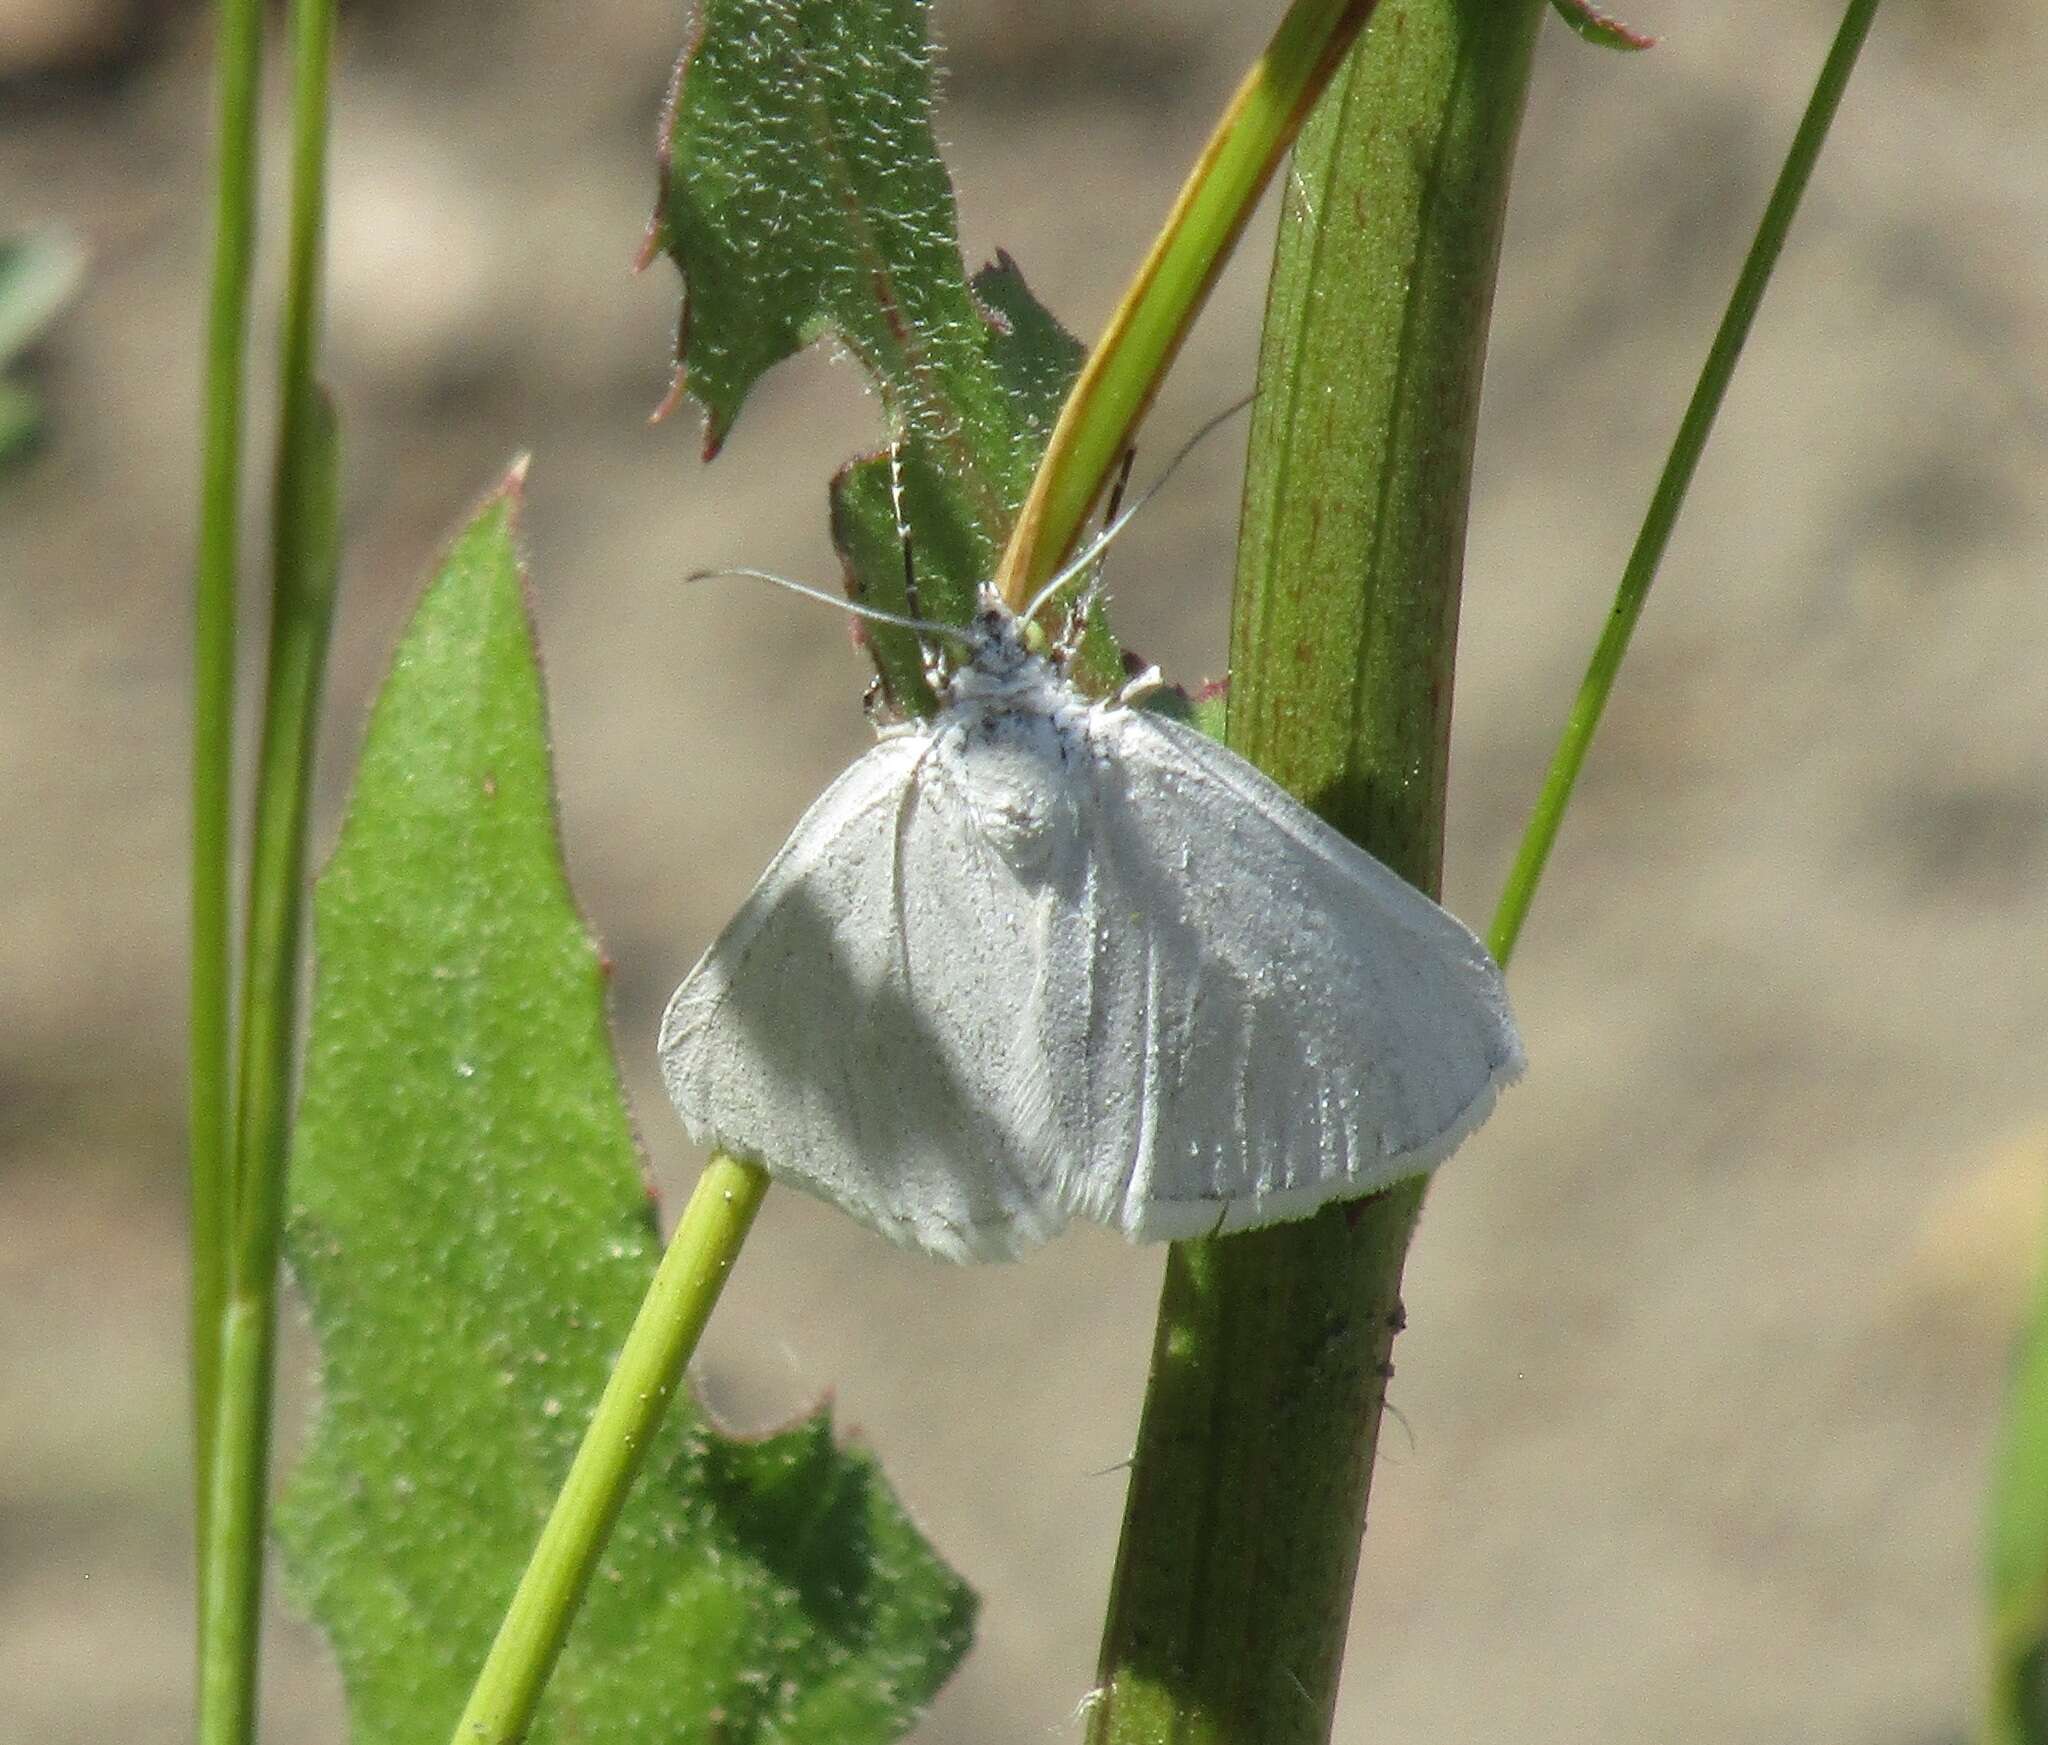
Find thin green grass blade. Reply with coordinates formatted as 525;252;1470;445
199;383;340;1745
1486;0;1883;969
1991;1237;2048;1744
188;0;266;1562
197;1;343;1734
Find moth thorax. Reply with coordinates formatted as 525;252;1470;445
939;703;1081;874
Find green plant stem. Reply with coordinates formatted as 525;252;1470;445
992;0;1378;612
449;1154;771;1745
1486;0;1883;969
196;0;340;1737
1086;5;1543;1741
197;1292;279;1744
189;0;265;1561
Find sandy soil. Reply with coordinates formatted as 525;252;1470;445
2;0;2044;1739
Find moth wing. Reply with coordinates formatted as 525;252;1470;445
659;735;1068;1261
1045;708;1524;1242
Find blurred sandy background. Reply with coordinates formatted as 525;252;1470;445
3;0;2045;1739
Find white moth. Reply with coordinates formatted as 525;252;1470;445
660;584;1524;1263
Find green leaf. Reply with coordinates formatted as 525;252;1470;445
278;475;973;1744
652;0;1018;465
651;1;1089;689
1547;0;1656;52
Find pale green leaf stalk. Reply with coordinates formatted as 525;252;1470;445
449;1153;770;1745
992;0;1379;610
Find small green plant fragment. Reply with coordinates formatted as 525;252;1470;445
1548;0;1656;51
0;229;83;364
1990;1211;2048;1745
278;476;973;1744
0;380;39;464
650;0;1097;693
0;228;83;465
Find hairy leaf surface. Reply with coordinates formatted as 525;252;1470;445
278;476;973;1744
651;0;1091;704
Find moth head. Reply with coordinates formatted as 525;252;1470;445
962;590;1033;679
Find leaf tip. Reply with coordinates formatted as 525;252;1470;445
631;213;663;278
1549;0;1658;50
641;51;688;277
648;301;729;460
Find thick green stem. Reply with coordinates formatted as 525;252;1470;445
196;0;339;1736
449;1156;771;1745
189;0;264;1563
1087;4;1543;1741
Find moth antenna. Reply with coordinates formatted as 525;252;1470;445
684;567;975;646
1053;571;1103;666
1022;392;1256;625
889;442;924;620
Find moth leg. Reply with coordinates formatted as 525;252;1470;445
1115;664;1167;708
1101;444;1138;531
